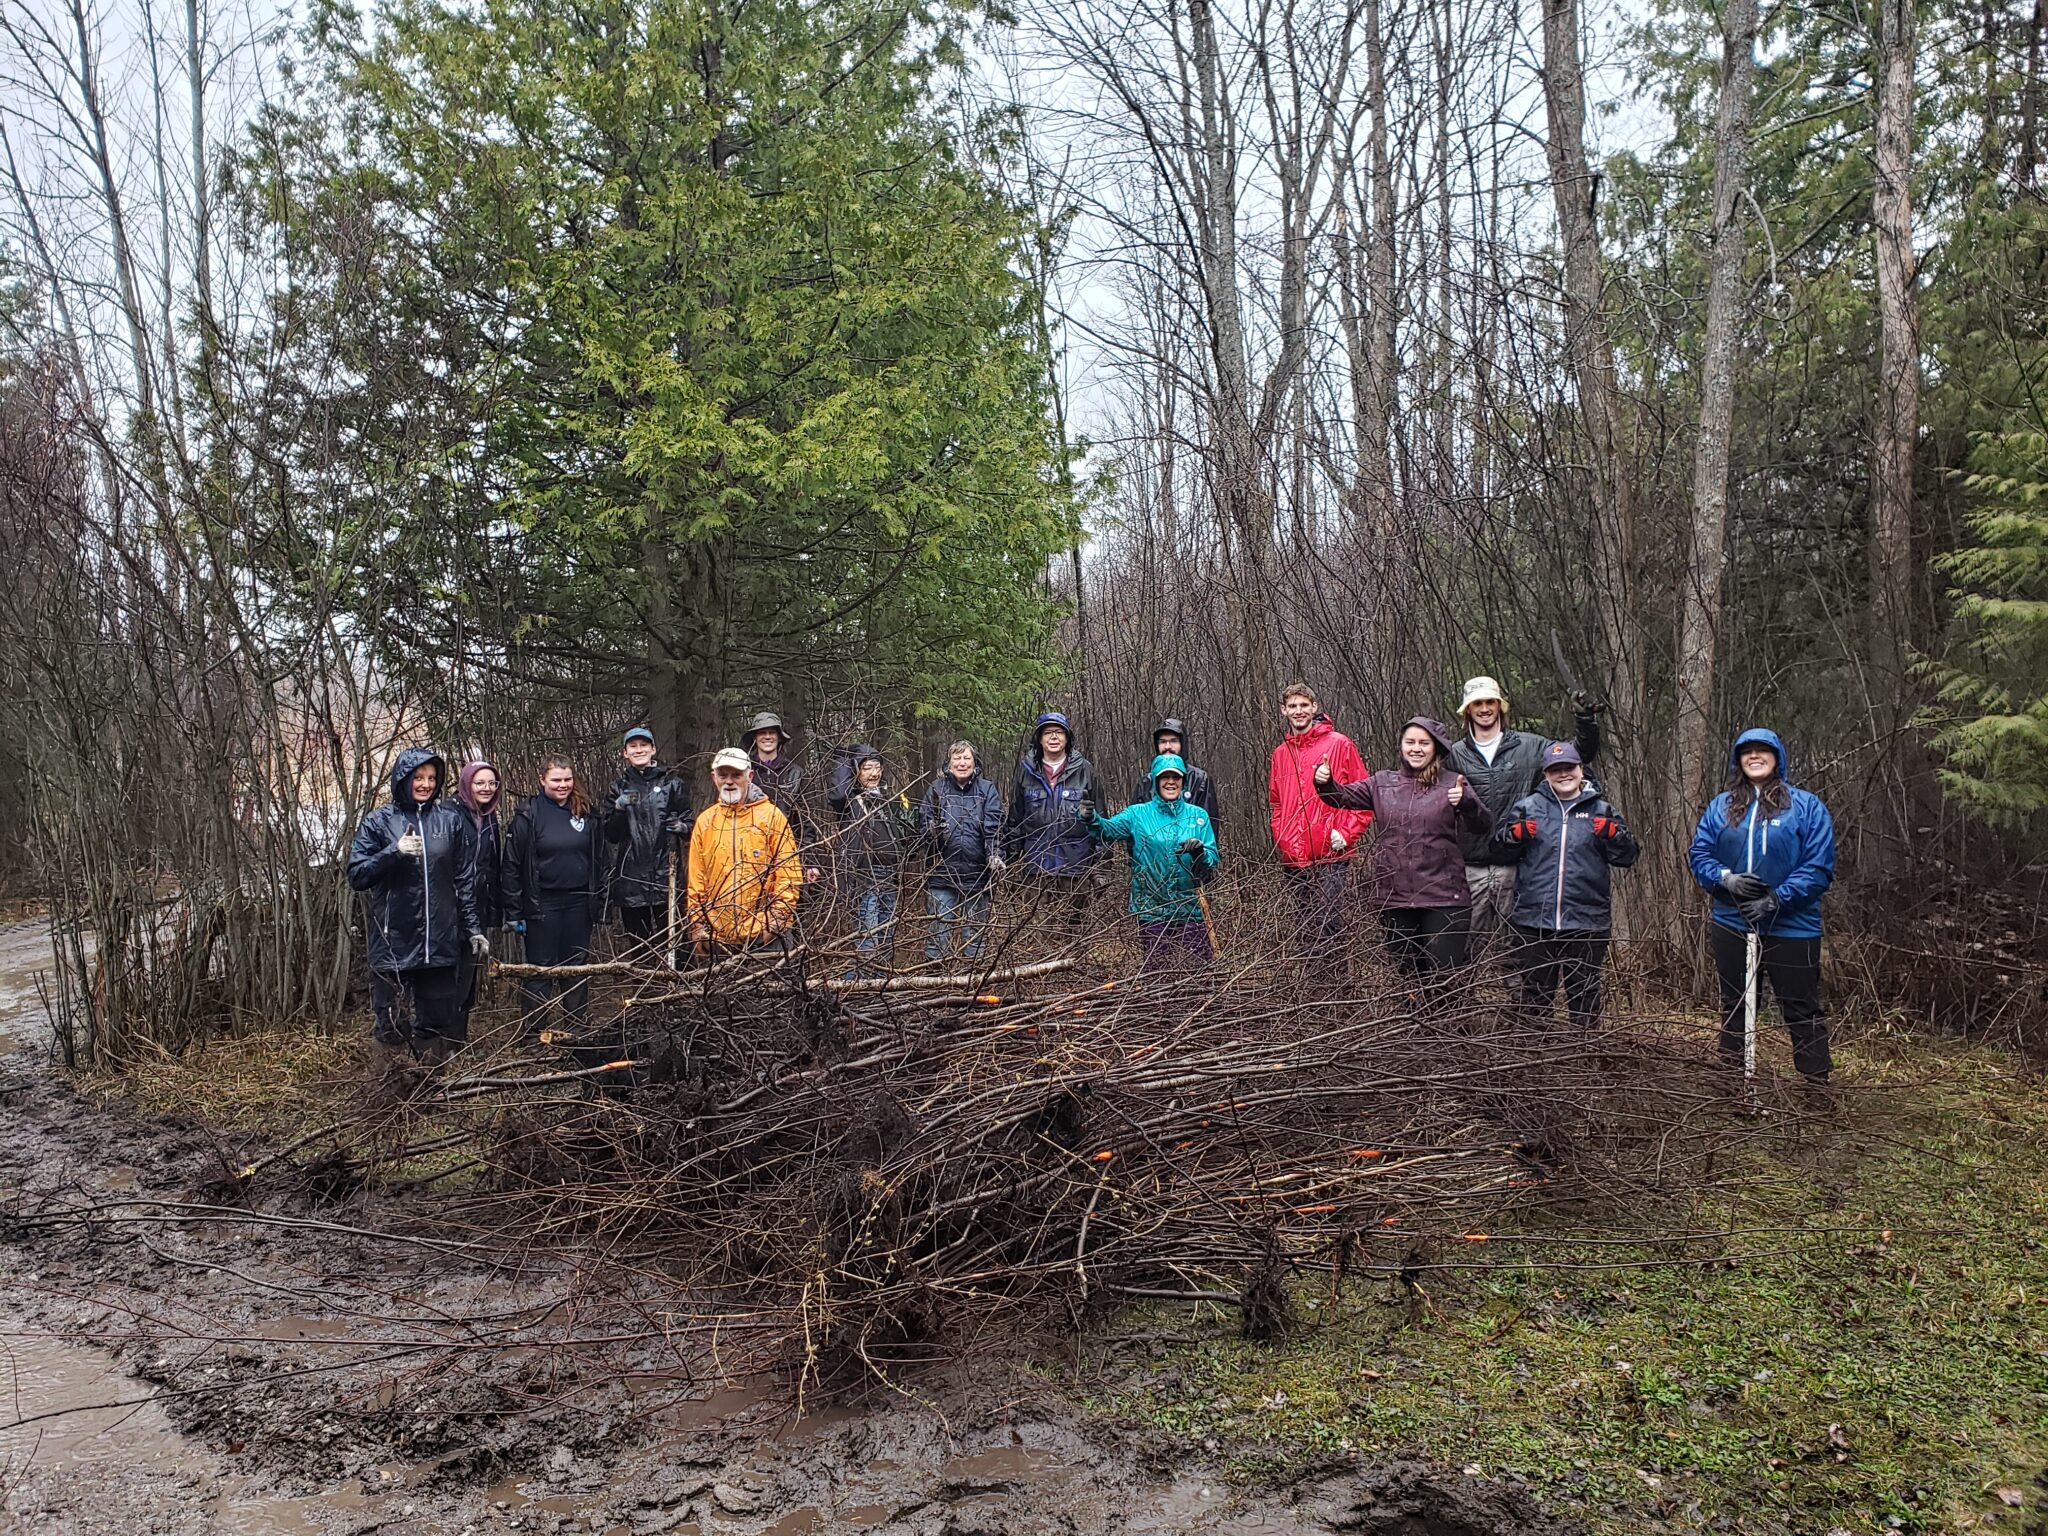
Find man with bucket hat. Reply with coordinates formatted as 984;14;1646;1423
743;710;820;886
1448;675;1603;958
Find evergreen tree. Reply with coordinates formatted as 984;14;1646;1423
244;0;1078;755
1924;431;2048;824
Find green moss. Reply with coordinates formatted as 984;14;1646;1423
1092;1036;2048;1533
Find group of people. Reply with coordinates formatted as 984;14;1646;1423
347;679;1837;1090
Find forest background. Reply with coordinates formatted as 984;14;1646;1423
0;0;2043;1057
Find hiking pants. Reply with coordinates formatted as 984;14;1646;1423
1507;926;1610;1030
1709;925;1830;1082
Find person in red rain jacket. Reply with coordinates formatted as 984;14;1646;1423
1268;681;1372;979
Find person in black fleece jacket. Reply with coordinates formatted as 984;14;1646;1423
504;754;607;1046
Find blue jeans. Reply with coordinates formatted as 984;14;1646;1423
926;885;990;963
852;880;899;972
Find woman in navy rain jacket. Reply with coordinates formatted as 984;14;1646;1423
1688;728;1837;1084
347;746;483;1058
1491;740;1638;1030
1003;712;1103;935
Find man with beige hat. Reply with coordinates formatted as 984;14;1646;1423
1447;675;1603;957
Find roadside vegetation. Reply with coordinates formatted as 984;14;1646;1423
1094;1028;2048;1535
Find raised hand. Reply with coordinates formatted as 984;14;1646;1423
1313;760;1332;785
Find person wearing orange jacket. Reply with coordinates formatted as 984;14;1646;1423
686;748;802;961
1267;681;1372;979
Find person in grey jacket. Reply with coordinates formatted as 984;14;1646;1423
1490;740;1638;1030
1448;675;1602;958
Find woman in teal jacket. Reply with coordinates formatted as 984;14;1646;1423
1081;755;1220;970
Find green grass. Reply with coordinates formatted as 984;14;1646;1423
1094;1034;2048;1534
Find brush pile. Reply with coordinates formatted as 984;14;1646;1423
321;949;1755;1387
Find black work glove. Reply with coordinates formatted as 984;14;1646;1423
1721;872;1769;903
1077;798;1095;820
1737;893;1779;929
1177;838;1204;859
1573;690;1605;716
614;792;633;811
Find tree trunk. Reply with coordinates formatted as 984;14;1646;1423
1671;0;1759;850
1868;0;1922;862
1539;0;1641;742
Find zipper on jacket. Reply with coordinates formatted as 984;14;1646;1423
417;805;430;953
1552;791;1570;929
1743;802;1758;874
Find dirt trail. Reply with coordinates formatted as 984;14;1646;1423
0;921;1577;1535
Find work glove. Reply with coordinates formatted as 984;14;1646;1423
1504;817;1539;842
1077;798;1096;820
614;792;633;811
1591;814;1623;839
662;814;689;836
1737;893;1780;929
469;933;490;958
1572;689;1605;716
988;854;1007;874
1721;872;1769;902
395;830;423;856
512;919;527;935
1177;838;1204;858
1328;829;1348;853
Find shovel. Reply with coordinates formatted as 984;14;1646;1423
1740;928;1762;1116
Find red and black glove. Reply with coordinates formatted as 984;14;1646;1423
1505;817;1540;842
1591;814;1621;839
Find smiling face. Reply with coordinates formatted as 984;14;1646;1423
1038;725;1069;757
1739;744;1779;783
623;738;655;768
1399;727;1437;770
857;758;883;790
1283;695;1317;732
1544;762;1585;797
1465;697;1502;733
542;765;575;804
469;766;498;809
1156;771;1185;802
752;729;781;760
409;762;438;802
713;765;748;804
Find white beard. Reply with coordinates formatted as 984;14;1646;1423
718;785;745;805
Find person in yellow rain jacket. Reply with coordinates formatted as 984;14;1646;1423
687;748;802;960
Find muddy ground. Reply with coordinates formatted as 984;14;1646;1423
0;922;1579;1535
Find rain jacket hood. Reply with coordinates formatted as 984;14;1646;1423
1727;728;1791;780
1688;728;1835;938
456;760;497;817
1152;719;1192;753
389;746;445;805
1401;716;1460;767
1149;752;1188;787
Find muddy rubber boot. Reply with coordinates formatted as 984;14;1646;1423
1798;1075;1838;1115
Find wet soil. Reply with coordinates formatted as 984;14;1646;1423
0;922;1577;1534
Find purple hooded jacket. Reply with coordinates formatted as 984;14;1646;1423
1312;717;1493;909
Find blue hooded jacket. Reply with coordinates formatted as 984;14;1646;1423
1083;755;1219;923
1687;728;1836;939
